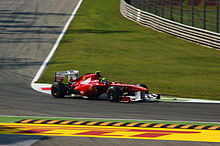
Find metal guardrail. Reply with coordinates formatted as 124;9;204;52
128;0;220;33
120;0;220;49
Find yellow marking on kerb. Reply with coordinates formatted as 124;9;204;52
208;126;220;130
126;123;139;127
181;125;193;129
99;122;112;126
34;120;47;124
113;122;125;126
20;119;34;123
194;125;207;130
60;121;74;125
139;123;152;127
167;124;180;128
86;121;99;126
47;120;61;124
153;124;166;128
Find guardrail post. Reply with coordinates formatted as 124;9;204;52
217;0;220;33
203;0;207;30
154;0;157;15
180;0;183;23
191;0;195;26
149;0;152;13
161;0;164;17
170;0;173;20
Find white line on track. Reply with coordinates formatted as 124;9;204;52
31;0;83;89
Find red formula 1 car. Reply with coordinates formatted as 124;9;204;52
51;70;160;102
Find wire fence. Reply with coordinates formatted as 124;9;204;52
126;0;220;33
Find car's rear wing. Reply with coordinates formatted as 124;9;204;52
54;70;79;83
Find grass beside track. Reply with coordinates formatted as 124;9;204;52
38;0;220;100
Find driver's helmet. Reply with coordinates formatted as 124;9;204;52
99;77;108;84
95;71;102;77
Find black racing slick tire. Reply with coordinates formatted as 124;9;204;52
107;86;122;102
51;82;66;98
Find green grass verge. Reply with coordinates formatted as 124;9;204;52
38;0;220;100
1;116;220;126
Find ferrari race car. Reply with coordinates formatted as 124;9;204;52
51;70;160;102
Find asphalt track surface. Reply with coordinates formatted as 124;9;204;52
0;0;219;145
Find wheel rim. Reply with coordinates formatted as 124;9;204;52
108;90;115;100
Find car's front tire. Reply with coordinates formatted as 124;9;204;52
51;82;66;98
107;86;122;102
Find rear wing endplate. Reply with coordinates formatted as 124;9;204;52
54;70;79;82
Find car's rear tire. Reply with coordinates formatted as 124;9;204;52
51;82;66;98
107;86;122;102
